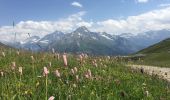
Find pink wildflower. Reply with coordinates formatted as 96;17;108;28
55;70;61;78
71;69;75;75
11;62;16;70
62;53;67;66
76;75;79;81
48;96;55;100
2;52;5;57
19;67;22;75
74;67;78;73
79;54;83;64
31;56;34;61
88;69;92;77
85;74;89;79
145;91;149;97
94;63;98;67
1;71;4;76
16;51;20;55
85;69;92;79
49;62;52;67
43;67;49;76
52;48;55;54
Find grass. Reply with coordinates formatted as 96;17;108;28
133;52;170;67
130;38;170;67
0;49;170;99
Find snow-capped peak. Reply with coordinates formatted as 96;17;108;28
21;36;40;44
74;26;90;33
99;32;113;40
119;33;135;38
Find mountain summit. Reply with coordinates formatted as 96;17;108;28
74;26;90;33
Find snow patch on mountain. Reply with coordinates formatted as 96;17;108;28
101;34;112;40
92;37;97;40
119;33;135;39
39;40;49;44
21;36;40;44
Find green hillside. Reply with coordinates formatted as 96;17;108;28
134;38;170;67
138;38;170;54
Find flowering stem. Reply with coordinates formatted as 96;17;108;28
45;75;48;100
19;74;21;99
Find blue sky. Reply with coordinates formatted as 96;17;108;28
1;0;170;25
0;0;170;41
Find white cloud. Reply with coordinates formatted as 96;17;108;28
136;0;149;3
1;7;170;42
71;1;83;8
94;7;170;35
0;11;93;42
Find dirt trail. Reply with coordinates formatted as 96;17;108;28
128;65;170;82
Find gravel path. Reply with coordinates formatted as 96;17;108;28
128;65;170;82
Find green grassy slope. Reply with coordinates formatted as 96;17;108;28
134;38;170;67
0;48;170;99
138;38;170;54
135;52;170;67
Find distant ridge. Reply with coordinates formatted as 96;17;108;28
137;38;170;54
0;42;11;48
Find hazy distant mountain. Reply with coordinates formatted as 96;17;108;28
39;31;64;45
2;27;170;55
121;29;170;50
20;36;41;51
20;31;65;51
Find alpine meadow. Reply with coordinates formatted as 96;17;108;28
0;0;170;100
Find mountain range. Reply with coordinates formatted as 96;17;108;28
1;26;170;55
